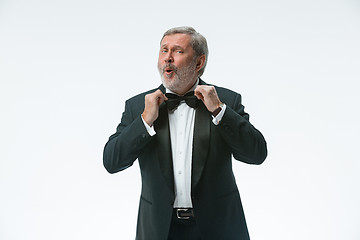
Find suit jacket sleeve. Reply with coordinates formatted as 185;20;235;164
103;97;151;173
217;91;267;165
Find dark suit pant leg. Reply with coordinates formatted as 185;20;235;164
167;210;202;240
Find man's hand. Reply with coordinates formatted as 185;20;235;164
142;90;168;126
194;85;222;113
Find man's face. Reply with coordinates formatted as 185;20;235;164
158;33;198;95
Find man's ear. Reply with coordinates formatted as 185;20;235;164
196;55;206;72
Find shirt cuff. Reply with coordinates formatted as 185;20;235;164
212;104;227;125
141;115;156;136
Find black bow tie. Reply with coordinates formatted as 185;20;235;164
165;91;199;111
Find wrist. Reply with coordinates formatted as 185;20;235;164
141;112;154;127
212;102;224;117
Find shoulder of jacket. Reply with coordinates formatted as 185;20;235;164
126;87;160;103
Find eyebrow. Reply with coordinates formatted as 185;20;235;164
160;44;184;50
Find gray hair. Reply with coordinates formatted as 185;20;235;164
161;26;208;77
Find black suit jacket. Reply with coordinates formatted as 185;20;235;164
103;80;267;240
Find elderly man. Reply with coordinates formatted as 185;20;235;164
103;26;267;240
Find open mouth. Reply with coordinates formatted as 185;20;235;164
163;64;176;75
165;68;174;74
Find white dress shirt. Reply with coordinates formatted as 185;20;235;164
167;82;197;208
142;80;226;208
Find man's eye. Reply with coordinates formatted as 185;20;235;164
176;50;183;53
161;49;168;53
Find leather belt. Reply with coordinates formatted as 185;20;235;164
174;208;195;220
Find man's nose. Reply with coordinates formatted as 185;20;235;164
164;52;174;63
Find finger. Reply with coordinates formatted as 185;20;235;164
156;89;163;94
195;85;205;93
194;91;204;100
157;91;168;100
152;90;164;99
157;93;168;105
194;87;204;98
153;89;163;98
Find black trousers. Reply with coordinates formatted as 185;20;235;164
167;209;202;240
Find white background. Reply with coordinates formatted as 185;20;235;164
1;0;359;239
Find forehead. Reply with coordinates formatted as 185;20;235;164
160;33;192;48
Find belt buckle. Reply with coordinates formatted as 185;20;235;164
176;208;193;220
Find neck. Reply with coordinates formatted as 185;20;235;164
167;78;199;95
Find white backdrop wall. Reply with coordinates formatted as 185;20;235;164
1;0;359;239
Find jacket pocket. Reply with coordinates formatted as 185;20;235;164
216;189;238;201
140;195;153;205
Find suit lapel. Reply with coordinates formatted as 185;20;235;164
154;85;174;192
191;80;211;190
